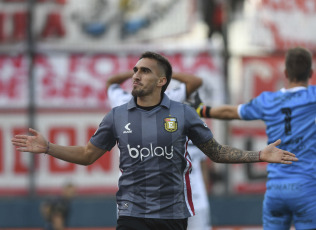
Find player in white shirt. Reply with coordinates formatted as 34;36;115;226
106;71;200;108
106;71;212;230
187;143;212;230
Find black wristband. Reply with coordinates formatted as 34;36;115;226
201;106;212;118
205;106;212;118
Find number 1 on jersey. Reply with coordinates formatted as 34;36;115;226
281;108;292;135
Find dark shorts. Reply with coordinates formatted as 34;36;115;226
117;216;188;230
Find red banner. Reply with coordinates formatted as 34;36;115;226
0;51;223;110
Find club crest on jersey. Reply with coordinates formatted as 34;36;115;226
164;117;178;132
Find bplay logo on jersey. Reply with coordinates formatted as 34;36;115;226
123;123;132;134
127;143;173;161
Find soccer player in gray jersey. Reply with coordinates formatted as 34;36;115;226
105;70;211;230
12;51;298;230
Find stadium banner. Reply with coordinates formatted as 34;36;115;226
0;0;195;51
0;51;224;110
227;55;316;194
0;50;225;195
248;0;316;50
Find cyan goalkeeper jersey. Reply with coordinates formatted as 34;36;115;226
238;86;316;180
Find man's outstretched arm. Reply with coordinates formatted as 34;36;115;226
189;92;240;119
11;128;105;165
197;137;298;164
199;105;240;120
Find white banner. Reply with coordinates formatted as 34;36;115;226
0;0;195;51
0;112;120;195
1;112;222;196
248;0;316;50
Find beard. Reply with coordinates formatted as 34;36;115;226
131;88;146;97
131;82;156;97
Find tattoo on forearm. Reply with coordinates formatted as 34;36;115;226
197;138;259;163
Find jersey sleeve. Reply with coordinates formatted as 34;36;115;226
239;96;264;120
90;110;117;151
107;84;132;108
165;83;186;102
185;104;213;145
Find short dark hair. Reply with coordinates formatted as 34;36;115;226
285;47;312;82
139;51;172;94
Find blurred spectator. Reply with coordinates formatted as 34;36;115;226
187;142;212;230
41;183;76;230
199;0;227;39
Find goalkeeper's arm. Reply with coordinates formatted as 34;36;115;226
188;92;241;120
197;104;241;120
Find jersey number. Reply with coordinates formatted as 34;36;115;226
281;108;292;135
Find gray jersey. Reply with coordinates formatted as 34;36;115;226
90;94;213;219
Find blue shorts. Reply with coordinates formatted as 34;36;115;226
263;178;316;230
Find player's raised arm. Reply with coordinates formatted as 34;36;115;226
172;72;203;98
105;70;134;92
11;128;105;165
190;92;240;119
